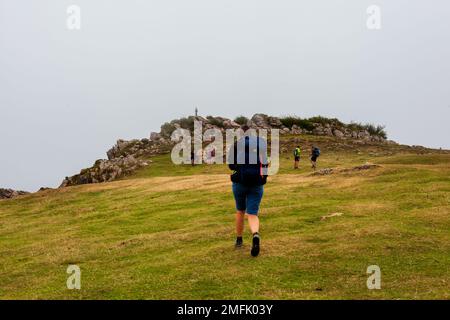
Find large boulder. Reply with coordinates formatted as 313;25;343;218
291;124;302;135
251;114;268;127
267;116;282;128
333;129;345;138
106;139;135;160
250;114;282;129
323;127;333;136
358;131;371;140
313;126;325;135
222;119;241;129
280;127;291;135
0;188;29;199
150;132;161;141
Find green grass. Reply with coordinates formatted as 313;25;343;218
0;138;449;299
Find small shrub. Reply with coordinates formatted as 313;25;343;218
234;115;249;125
296;119;315;131
347;121;365;132
364;124;377;135
374;125;387;139
307;116;344;127
347;121;387;138
279;116;297;128
280;116;315;131
160;122;177;137
177;117;195;131
206;116;225;128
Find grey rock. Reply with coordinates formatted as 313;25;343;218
333;129;344;138
60;155;149;188
0;188;29;199
150;132;161;141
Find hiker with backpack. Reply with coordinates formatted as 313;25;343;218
293;146;301;169
310;146;320;170
228;125;269;257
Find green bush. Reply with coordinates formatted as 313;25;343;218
347;121;365;132
307;116;344;127
279;115;387;138
376;125;387;139
206;116;224;128
279;116;297;128
347;122;387;138
177;117;195;131
160;122;177;137
280;116;315;131
297;119;315;131
234;115;249;125
365;124;387;139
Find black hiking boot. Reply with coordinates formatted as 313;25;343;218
251;233;260;257
235;236;243;248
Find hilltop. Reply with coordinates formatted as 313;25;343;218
59;114;391;187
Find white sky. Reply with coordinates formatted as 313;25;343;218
1;0;449;191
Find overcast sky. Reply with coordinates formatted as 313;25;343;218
1;0;449;191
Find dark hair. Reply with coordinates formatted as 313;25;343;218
241;124;250;132
297;145;300;148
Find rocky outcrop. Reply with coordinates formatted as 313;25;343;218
60;155;150;187
0;188;29;199
106;138;172;160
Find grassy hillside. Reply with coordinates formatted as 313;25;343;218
1;135;449;299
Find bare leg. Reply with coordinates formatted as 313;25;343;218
246;214;260;234
248;214;261;257
235;211;245;237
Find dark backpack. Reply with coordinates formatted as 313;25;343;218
313;147;321;157
229;136;268;186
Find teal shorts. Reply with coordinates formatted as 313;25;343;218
232;182;264;215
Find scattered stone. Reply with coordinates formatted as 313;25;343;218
321;212;344;221
341;163;381;173
311;168;334;176
150;132;161;141
311;163;381;177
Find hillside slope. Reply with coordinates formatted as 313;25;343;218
0;135;449;299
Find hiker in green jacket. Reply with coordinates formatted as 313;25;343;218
293;146;301;169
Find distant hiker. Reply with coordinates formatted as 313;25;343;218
293;146;301;169
191;151;195;166
310;146;320;170
228;125;269;257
